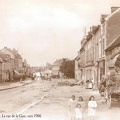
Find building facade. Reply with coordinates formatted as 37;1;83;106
105;7;120;75
105;36;120;74
52;59;63;77
79;39;86;83
75;51;81;81
77;7;120;89
0;47;30;82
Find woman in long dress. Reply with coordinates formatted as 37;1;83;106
88;96;97;120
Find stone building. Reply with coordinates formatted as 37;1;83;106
75;7;120;89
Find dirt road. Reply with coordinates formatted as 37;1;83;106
0;79;120;120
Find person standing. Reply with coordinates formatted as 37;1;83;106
75;104;83;120
77;96;85;119
88;96;97;120
77;96;85;110
68;95;77;120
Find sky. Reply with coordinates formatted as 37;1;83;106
0;0;120;66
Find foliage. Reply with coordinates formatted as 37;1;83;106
59;59;75;78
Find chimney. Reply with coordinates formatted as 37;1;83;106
92;26;97;31
111;7;120;13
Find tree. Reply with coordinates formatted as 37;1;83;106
59;59;75;78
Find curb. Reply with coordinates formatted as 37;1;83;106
0;80;35;91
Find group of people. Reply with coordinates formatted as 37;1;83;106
68;95;97;120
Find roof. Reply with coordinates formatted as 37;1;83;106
100;14;109;23
105;35;120;51
53;59;63;66
15;54;22;59
80;25;100;50
0;54;10;62
53;58;70;66
105;8;120;21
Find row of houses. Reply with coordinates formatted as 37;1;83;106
29;58;72;79
52;58;72;78
75;7;120;88
0;47;30;82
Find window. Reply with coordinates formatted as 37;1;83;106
102;38;105;56
99;40;102;58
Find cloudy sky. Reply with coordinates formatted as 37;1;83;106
0;0;120;66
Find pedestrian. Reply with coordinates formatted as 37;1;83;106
88;96;97;120
68;95;77;120
77;96;85;119
75;104;83;120
77;96;85;109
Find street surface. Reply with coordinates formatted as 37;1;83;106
0;79;120;120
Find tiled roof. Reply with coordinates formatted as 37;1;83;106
105;8;120;21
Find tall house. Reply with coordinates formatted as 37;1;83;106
79;38;86;82
0;54;11;82
92;25;101;87
84;31;95;82
1;47;15;71
12;49;23;73
0;47;15;81
106;7;120;47
77;7;120;89
52;59;63;77
104;7;120;74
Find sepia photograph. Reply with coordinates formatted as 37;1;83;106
0;0;120;120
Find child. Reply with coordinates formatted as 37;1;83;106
88;96;97;120
77;96;85;110
77;96;85;119
68;95;77;120
75;104;83;120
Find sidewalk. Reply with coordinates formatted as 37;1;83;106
0;79;34;91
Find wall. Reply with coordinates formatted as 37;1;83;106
106;10;120;47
